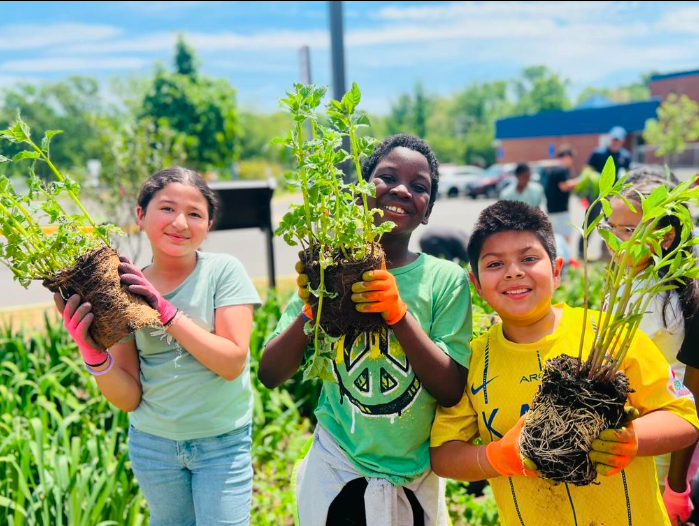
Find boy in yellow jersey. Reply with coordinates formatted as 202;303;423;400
430;200;699;526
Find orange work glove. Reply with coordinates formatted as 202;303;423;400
351;265;407;325
485;416;538;477
295;253;313;321
589;423;638;476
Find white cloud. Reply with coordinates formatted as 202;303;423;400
659;5;699;34
373;1;615;22
117;1;225;13
0;57;149;73
0;23;121;50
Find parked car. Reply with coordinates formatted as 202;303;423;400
466;163;516;198
436;165;485;198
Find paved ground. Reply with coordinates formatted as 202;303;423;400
0;192;596;310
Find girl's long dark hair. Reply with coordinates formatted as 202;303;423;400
621;166;699;326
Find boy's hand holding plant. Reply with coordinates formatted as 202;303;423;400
351;266;407;325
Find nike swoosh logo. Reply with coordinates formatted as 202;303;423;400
470;376;498;396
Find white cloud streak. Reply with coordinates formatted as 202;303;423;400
0;23;121;50
0;57;149;73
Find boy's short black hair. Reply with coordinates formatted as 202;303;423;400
514;163;530;176
467;200;557;279
361;133;440;205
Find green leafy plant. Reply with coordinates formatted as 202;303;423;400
0;116;119;287
274;83;395;381
520;156;699;486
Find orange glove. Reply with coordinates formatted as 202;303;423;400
589;423;638;476
485;416;538;477
351;266;407;325
295;255;313;321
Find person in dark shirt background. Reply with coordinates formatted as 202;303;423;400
419;226;469;266
587;125;632;177
578;126;631;257
545;144;578;244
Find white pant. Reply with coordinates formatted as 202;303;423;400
295;425;449;526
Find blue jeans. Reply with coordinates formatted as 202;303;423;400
128;424;252;526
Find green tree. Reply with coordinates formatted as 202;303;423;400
140;36;238;173
643;94;699;157
91;115;187;259
513;65;569;114
384;83;431;137
0;77;104;178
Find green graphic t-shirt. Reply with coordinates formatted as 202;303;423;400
269;253;472;485
126;252;261;441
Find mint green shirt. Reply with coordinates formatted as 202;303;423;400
127;252;261;441
269;253;472;485
499;181;546;208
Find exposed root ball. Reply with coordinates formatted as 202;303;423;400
303;243;386;337
519;354;632;486
43;246;160;349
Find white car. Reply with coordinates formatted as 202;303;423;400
436;165;485;198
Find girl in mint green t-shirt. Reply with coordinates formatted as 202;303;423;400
260;135;472;526
55;167;261;525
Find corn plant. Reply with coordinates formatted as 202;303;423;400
0;116;121;287
577;158;699;378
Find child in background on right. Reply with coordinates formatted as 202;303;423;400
430;200;699;526
600;166;699;525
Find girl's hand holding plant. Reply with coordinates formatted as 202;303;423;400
54;293;109;367
118;256;179;326
351;266;407;325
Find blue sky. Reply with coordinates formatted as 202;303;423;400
3;1;699;113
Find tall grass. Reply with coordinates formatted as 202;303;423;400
0;288;514;525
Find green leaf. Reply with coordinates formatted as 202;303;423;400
597;227;621;253
601;199;612;218
12;151;40;162
599;156;616;197
0;155;10;163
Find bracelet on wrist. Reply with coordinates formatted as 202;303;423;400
85;353;114;376
163;310;183;330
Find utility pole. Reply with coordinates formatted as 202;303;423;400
328;0;353;182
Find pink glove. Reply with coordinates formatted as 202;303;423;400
54;293;108;366
663;477;693;525
118;256;178;326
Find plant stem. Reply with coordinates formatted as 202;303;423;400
295;122;315;245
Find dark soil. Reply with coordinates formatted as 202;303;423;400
43;246;160;349
302;243;386;337
519;354;632;486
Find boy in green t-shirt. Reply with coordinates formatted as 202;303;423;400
430;200;699;525
260;134;472;526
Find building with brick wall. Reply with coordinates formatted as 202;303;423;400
495;68;699;172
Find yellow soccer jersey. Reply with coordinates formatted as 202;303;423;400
431;304;699;526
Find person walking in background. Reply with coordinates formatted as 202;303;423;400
577;126;632;258
545;144;578;244
419;226;470;266
499;163;545;208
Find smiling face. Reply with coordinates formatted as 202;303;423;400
366;147;433;236
137;182;212;258
471;230;562;325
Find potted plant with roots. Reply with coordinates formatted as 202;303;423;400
0;116;159;349
519;157;699;485
274;83;395;381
